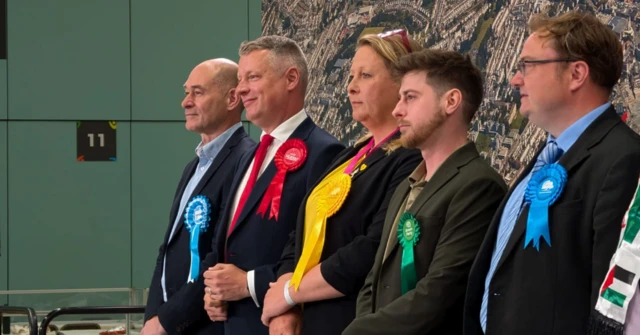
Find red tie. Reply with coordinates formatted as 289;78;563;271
227;134;275;237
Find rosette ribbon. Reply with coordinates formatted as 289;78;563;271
183;195;211;282
290;171;351;290
523;163;567;251
397;212;421;295
257;139;307;221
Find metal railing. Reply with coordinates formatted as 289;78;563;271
38;306;145;335
0;306;38;335
0;288;145;309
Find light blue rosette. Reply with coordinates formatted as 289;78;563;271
524;163;567;251
183;195;211;283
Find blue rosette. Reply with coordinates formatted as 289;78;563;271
183;195;212;283
523;163;567;251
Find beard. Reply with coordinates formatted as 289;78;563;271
399;108;447;149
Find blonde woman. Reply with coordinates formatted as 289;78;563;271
261;31;423;335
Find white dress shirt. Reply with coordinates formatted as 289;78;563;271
227;109;308;307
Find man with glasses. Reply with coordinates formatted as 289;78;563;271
464;11;640;335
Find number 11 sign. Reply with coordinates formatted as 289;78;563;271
76;121;117;161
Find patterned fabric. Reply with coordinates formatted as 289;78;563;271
589;177;640;334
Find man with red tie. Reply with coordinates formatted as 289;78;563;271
201;36;344;335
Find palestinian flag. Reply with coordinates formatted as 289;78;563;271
599;254;640;315
589;179;640;334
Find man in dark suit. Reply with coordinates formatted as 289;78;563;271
200;36;344;335
464;12;640;335
343;49;507;335
142;59;255;335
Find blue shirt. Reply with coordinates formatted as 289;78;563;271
480;103;610;332
161;122;242;301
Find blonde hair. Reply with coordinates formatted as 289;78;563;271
356;33;423;72
353;32;423;151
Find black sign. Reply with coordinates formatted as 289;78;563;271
76;121;117;161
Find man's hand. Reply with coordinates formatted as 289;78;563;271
262;275;295;326
203;263;250;301
204;289;227;322
268;307;302;335
140;316;167;335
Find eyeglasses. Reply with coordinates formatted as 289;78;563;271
515;58;577;76
378;29;412;53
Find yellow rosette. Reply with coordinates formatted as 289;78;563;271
290;161;352;290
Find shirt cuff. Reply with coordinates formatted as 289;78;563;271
247;270;260;308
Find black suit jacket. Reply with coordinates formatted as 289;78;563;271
275;137;422;335
212;117;344;335
464;107;640;335
144;127;255;335
343;142;507;335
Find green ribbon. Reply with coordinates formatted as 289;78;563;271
397;212;420;295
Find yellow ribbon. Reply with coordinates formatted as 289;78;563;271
290;156;360;290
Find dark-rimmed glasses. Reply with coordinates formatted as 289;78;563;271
516;59;577;76
378;29;412;53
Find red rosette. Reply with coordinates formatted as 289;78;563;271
257;139;308;220
275;139;307;171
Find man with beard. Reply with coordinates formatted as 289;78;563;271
343;49;506;335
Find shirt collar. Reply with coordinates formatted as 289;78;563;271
550;102;611;152
195;122;243;160
260;109;308;142
408;162;427;186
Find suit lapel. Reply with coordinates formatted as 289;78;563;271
167;129;248;246
215;148;255;256
234;162;277;225
380;181;411;264
495;106;621;270
351;144;389;181
228;117;316;239
311;145;357;187
190;128;246;197
292;135;401;257
165;158;198;244
351;132;402;180
383;142;479;261
382;168;459;260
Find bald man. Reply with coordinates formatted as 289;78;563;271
142;59;256;335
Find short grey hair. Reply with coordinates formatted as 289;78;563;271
239;35;309;93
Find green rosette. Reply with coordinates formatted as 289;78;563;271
397;212;421;294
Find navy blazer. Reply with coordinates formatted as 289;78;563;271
144;127;255;335
216;117;344;335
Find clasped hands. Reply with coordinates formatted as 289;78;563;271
203;266;301;334
261;274;298;326
203;263;250;322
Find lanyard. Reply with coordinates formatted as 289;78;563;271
344;129;398;175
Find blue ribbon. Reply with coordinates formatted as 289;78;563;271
524;163;567;250
184;195;211;283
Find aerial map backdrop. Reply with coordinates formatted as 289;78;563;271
262;0;640;185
